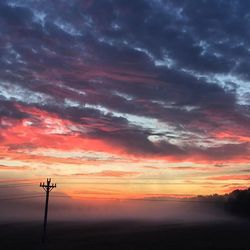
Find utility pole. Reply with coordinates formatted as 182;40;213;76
40;178;56;243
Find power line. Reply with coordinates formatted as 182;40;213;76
0;195;43;201
0;192;41;197
0;184;35;188
0;180;40;185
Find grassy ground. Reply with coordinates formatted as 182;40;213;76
0;220;249;250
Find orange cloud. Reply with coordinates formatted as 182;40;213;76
207;175;250;180
71;170;141;177
143;166;161;169
168;166;212;171
222;185;249;193
0;165;31;171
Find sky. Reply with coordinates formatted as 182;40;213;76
0;0;250;203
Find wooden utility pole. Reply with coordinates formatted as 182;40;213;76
40;178;56;243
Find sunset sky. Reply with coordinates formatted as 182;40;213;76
0;0;250;201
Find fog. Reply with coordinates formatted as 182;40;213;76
0;193;236;224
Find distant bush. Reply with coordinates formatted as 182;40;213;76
224;188;250;217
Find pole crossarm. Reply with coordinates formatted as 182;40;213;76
40;178;56;191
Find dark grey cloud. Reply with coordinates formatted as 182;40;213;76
0;100;29;120
0;0;249;159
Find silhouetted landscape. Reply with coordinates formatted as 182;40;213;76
1;220;250;250
0;188;249;250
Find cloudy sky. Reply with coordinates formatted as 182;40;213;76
0;0;250;200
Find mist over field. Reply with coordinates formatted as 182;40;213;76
0;194;236;223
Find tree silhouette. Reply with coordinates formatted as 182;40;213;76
224;188;250;217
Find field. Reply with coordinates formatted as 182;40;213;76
0;220;249;250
